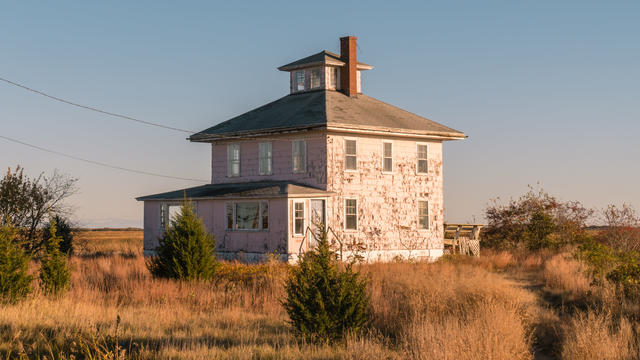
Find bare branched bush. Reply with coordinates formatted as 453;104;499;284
599;204;640;252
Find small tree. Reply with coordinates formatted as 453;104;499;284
147;200;218;281
42;215;74;255
526;209;555;250
0;225;33;303
39;219;72;296
283;227;370;343
0;166;77;254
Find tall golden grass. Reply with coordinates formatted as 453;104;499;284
3;231;640;359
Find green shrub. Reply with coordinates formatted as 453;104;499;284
526;209;556;250
283;227;370;343
42;215;74;255
0;225;33;303
576;237;619;276
39;219;72;296
147;200;218;281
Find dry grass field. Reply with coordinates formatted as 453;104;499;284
1;230;639;359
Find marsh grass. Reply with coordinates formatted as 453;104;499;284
5;231;640;359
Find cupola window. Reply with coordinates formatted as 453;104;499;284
310;68;322;89
295;70;305;91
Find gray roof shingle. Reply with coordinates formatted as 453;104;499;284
277;50;372;71
189;90;465;141
136;181;331;201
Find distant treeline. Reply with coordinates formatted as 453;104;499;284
75;228;142;232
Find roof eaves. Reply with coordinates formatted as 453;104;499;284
326;123;467;140
189;123;327;142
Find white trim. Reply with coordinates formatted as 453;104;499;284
344;198;358;231
326;125;466;141
416;142;429;175
382;140;393;174
292;200;305;236
344;138;358;172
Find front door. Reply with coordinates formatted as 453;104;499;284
309;199;326;248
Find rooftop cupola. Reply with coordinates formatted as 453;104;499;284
278;36;373;96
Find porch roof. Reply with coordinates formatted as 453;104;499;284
136;181;332;201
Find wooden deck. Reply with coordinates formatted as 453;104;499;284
444;223;486;256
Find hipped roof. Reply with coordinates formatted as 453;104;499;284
190;90;465;142
136;181;331;201
277;50;373;71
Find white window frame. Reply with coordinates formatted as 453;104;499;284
227;143;240;177
418;200;430;230
295;70;305;92
292;140;307;173
225;200;269;231
344;138;357;171
293;200;305;236
416;143;429;175
258;142;273;175
344;198;358;231
382;141;393;173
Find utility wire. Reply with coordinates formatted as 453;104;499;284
0;134;208;182
0;76;196;134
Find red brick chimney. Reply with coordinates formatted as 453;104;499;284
340;36;357;96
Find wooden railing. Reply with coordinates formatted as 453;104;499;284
444;223;486;257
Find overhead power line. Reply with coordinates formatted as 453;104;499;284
0;76;196;134
0;134;208;182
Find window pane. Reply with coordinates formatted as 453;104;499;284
227;144;240;176
235;202;259;230
345;140;357;170
345;140;356;155
294;202;304;234
226;203;233;229
345;199;357;230
418;201;429;229
259;142;272;175
296;71;305;91
293;140;306;172
384;158;393;172
418;159;428;174
310;69;321;88
261;202;269;229
383;142;392;157
346;155;357;170
168;205;181;223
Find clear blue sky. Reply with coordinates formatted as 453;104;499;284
1;1;638;227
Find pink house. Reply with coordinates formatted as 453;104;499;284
137;36;465;262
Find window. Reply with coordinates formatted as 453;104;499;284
294;201;305;236
417;144;428;174
383;142;393;172
226;201;269;230
259;142;272;175
345;139;357;170
329;67;339;88
310;68;322;89
227;144;240;177
295;70;305;91
418;201;429;230
292;140;306;172
345;199;358;230
161;203;195;230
